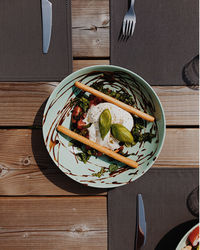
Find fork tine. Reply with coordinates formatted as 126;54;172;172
131;21;135;36
124;20;128;36
129;21;133;37
122;20;126;36
128;21;132;37
125;20;128;36
126;20;130;36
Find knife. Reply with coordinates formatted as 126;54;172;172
135;194;147;250
41;0;52;54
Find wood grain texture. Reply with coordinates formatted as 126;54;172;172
0;82;198;126
73;60;109;71
0;196;107;250
0;128;198;196
0;82;58;126
156;128;199;167
154;86;199;126
0;128;106;196
72;0;109;57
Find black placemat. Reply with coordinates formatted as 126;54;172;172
0;0;72;81
108;168;199;250
110;0;199;85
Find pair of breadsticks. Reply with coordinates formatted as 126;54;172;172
57;81;155;169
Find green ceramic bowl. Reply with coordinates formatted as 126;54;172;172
42;65;166;188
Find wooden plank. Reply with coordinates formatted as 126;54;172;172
0;83;198;126
73;60;109;72
72;0;109;57
0;128;198;195
0;128;106;196
156;128;199;167
0;196;107;250
0;82;57;127
153;86;199;126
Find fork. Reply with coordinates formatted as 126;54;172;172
122;0;136;37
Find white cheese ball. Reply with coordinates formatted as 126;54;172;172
83;102;134;150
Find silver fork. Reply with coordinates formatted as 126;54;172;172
122;0;136;37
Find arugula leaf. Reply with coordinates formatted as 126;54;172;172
139;133;156;143
76;152;91;164
92;167;106;178
78;96;90;112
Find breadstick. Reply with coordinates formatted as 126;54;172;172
57;125;138;168
75;81;155;122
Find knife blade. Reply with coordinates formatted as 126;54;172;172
135;194;146;250
41;0;52;54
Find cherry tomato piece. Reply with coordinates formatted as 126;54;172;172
188;226;199;247
72;106;82;117
77;120;86;130
97;151;103;157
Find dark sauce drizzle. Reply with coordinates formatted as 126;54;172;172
43;71;160;184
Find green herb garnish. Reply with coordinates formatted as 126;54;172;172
92;167;106;178
99;109;112;140
131;118;155;143
139;133;156;143
76;152;91;164
78;96;90;112
109;164;118;173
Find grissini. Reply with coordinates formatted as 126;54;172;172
57;125;138;169
75;81;155;122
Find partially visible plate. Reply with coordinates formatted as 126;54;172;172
42;65;166;188
176;223;199;249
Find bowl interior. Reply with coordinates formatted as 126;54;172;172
42;65;166;188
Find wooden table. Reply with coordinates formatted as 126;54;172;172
0;0;198;249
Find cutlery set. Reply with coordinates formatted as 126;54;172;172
41;0;136;53
41;0;144;244
41;0;136;52
40;1;196;249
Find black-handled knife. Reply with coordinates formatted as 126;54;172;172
41;0;52;54
135;194;147;250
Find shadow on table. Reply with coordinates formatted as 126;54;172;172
31;100;107;195
155;219;199;250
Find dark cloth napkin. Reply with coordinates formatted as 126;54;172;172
110;0;199;85
0;0;72;81
108;168;199;250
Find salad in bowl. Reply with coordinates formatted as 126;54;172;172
42;65;166;188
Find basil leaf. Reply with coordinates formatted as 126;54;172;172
111;124;134;144
99;109;112;140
